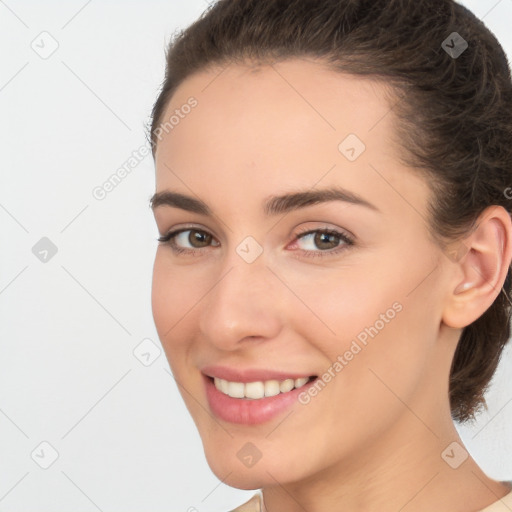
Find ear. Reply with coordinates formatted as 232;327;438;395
442;205;512;329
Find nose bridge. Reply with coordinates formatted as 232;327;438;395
199;243;282;346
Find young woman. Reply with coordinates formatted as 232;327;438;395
148;1;512;510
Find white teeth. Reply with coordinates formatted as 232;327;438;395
213;376;312;399
279;379;295;393
227;381;245;398
245;381;265;399
264;380;281;397
295;377;309;388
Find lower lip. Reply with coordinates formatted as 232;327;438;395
203;374;317;425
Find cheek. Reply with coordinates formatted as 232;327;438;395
281;263;400;348
151;251;203;329
151;252;198;362
314;273;443;441
289;248;443;403
151;253;174;337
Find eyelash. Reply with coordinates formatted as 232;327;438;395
157;225;355;259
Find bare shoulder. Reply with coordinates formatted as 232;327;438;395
478;483;512;512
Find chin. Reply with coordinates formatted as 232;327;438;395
204;454;267;489
202;439;305;490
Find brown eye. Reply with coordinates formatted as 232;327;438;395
157;228;219;254
312;231;340;250
292;228;355;259
188;229;213;248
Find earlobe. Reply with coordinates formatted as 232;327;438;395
442;206;512;329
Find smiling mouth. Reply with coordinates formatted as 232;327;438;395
208;375;318;400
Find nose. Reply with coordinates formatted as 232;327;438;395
198;249;284;351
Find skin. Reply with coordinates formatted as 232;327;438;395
151;58;512;512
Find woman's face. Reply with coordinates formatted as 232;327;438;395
151;58;458;489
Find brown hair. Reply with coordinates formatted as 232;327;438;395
148;0;512;423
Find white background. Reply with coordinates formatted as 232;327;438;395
1;1;511;511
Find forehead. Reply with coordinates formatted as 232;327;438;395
154;58;428;218
156;57;395;157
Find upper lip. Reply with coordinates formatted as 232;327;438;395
201;365;316;383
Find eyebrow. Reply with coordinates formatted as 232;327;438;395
149;186;379;216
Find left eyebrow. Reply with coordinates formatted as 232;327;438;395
149;185;380;216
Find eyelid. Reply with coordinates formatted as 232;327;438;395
294;224;355;244
157;222;218;241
